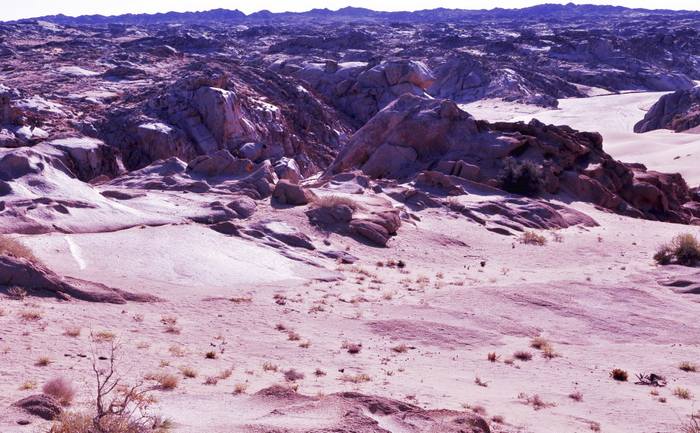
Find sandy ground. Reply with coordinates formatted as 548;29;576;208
463;92;700;186
2;199;700;433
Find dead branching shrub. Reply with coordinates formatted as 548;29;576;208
312;195;361;212
681;413;700;433
50;340;168;433
520;231;547;246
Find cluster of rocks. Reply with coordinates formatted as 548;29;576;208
0;5;699;252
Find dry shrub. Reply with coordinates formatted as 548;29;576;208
340;373;370;383
487;352;499;362
19;309;42;321
233;383;248;394
283;369;304;382
262;362;279;372
36;355;53;366
681;413;700;433
312;195;361;211
674;387;693;400
0;235;38;262
155;374;178;390
680;361;698;372
518;393;555;410
513;350;533;361
610;368;628;381
498;157;542;196
204;351;217;359
20;380;37;390
64;327;81;338
392;344;409;353
655;233;700;266
92;330;116;342
7;286;27;300
520;231;547;246
179;367;197;379
568;391;583;402
43;377;77;406
203;376;219;386
218;368;233;379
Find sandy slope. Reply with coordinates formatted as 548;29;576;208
2;199;700;433
463;92;700;185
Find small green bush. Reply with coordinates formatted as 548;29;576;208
654;233;700;266
497;157;542;196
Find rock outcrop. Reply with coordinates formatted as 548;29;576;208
328;94;698;224
634;87;700;133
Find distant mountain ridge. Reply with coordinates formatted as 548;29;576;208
7;3;700;25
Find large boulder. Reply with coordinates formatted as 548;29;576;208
13;395;61;420
272;180;316;206
634;87;700;133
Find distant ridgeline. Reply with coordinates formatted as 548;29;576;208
9;4;700;25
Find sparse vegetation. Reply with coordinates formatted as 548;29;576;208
474;376;488;387
283;369;305;382
487;352;499;362
43;377;77;406
20;380;37;391
92;330;116;342
233;383;248;394
7;286;27;300
19;309;43;321
518;393;555;410
263;362;279;372
154;373;179;390
392;344;409;353
654;233;700;266
610;368;628;382
681;413;700;433
205;351;217;360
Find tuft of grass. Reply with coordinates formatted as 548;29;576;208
283;369;305;382
179;366;197;379
673;387;693;400
392;344;409;353
263;362;279;372
91;330;115;342
513;350;533;361
520;231;547;246
43;377;77;406
487;352;499;362
63;327;81;338
7;286;27;300
204;376;219;386
218;368;233;380
312;195;361;211
344;342;362;354
35;356;53;367
0;235;38;262
339;373;370;383
680;361;697;373
19;309;43;321
568;391;583;402
610;368;628;382
155;373;178;390
19;380;37;391
233;383;248;394
655;233;700;266
205;351;218;360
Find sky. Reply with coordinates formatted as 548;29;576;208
2;0;699;21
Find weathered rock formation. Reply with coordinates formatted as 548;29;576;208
634;87;700;133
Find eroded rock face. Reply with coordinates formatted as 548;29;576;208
634;87;700;133
328;94;698;224
294;59;435;124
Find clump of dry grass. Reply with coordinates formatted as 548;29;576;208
343;342;362;354
520;231;547;246
263;362;279;372
160;316;180;334
655;233;700;266
568;391;583;402
154;373;178;390
340;373;370;383
518;393;555;410
36;356;53;367
392;344;409;353
474;376;488;387
312;195;361;211
487;352;499;362
680;361;698;372
64;327;81;338
205;351;218;360
0;235;38;262
179;366;197;379
218;368;233;380
610;368;628;381
20;380;37;391
19;309;43;321
673;387;693;400
286;330;301;341
7;286;27;300
204;376;219;386
283;369;305;382
233;383;248;394
491;415;505;424
169;345;186;357
43;377;77;406
513;350;533;361
91;330;116;343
